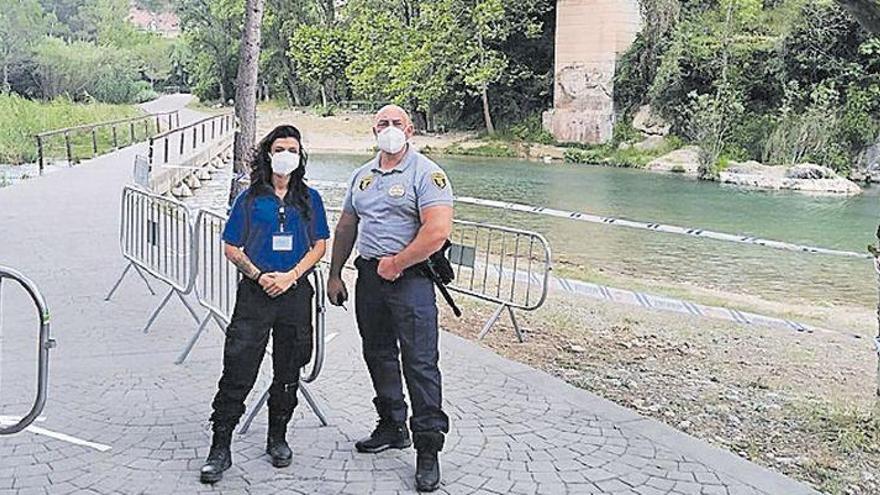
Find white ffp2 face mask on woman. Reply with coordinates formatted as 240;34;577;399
376;127;407;154
271;151;300;176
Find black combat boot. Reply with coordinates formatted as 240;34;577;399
355;419;412;453
266;414;293;468
413;432;444;492
200;424;234;484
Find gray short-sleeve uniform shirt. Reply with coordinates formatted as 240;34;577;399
343;148;453;259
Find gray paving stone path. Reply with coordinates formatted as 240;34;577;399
0;95;820;494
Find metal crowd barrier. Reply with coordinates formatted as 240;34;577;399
180;208;329;432
0;266;56;435
448;220;552;342
325;207;553;342
105;186;202;333
149;112;235;167
35;111;179;173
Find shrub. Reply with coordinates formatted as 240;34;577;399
0;93;141;164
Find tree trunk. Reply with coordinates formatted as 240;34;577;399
322;0;335;25
836;0;880;34
324;79;338;104
481;86;495;135
320;84;327;107
218;63;228;103
281;41;302;107
233;0;266;175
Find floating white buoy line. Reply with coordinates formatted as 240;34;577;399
197;168;212;180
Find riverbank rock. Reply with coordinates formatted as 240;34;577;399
527;144;566;162
633;135;666;151
646;146;701;175
719;161;862;195
855;137;880;182
632;105;670;136
784;163;836;180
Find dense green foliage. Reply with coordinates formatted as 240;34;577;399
615;0;880;174
0;0;180;103
0;93;142;164
177;0;555;133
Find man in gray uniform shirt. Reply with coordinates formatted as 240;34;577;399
327;105;453;492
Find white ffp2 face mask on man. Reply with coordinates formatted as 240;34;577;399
271;151;300;176
376;127;407;154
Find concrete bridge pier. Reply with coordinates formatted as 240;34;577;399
544;0;641;144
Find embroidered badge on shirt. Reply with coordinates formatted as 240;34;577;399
388;184;406;198
431;171;448;189
358;175;374;191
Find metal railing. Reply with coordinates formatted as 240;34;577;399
0;266;56;435
105;186;202;333
177;208;329;432
325;207;553;342
35;111;179;174
148;112;235;167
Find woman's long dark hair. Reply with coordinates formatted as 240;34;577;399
248;125;311;221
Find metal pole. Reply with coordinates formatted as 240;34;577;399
91;129;98;156
64;132;73;166
0;277;4;401
112;125;119;149
130;122;135;143
36;136;44;175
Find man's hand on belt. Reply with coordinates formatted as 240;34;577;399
378;256;403;281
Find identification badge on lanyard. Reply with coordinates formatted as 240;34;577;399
273;234;293;251
273;204;293;251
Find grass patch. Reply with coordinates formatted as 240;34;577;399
0;94;143;164
444;141;518;158
563;136;684;168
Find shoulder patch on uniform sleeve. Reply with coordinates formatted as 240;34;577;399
358;174;374;191
430;171;448;189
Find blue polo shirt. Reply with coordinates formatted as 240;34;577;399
223;187;330;273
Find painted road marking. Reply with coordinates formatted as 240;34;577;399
0;417;112;452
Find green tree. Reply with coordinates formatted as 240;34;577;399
458;0;509;134
289;24;350;106
0;0;48;91
178;0;243;102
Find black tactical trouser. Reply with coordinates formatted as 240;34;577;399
354;257;450;435
209;277;314;426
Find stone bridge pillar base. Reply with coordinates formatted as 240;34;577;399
544;0;641;145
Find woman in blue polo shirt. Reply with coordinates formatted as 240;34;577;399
200;125;330;484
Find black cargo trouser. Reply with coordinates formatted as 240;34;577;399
210;277;314;426
354;257;450;434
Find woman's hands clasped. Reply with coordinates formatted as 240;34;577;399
259;270;299;298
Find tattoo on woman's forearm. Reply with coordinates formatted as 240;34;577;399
228;249;260;279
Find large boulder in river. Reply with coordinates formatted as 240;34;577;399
646;146;700;175
719;161;862;195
